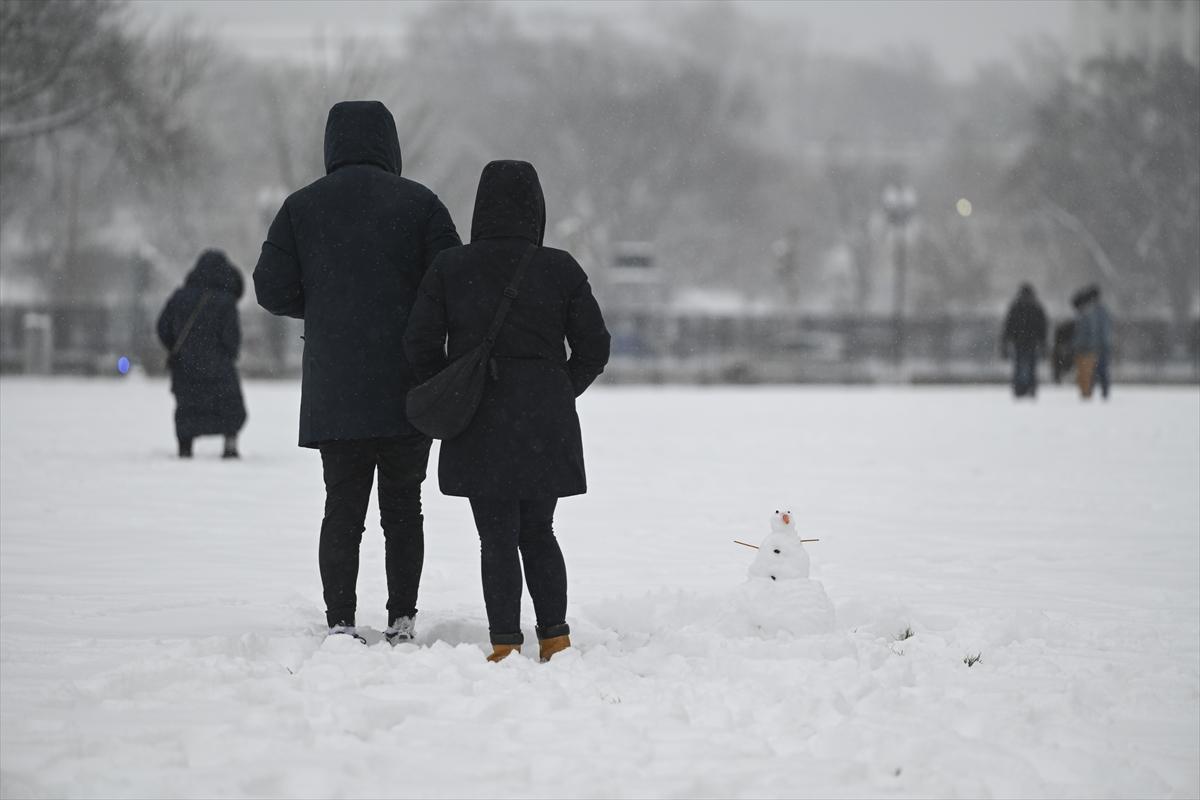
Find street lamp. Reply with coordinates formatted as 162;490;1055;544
256;186;290;375
882;184;917;365
772;227;800;309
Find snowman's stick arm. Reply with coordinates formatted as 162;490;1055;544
733;538;820;549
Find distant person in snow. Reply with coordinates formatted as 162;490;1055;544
156;249;247;459
405;160;611;663
1051;319;1075;384
1000;283;1048;398
1072;284;1113;399
253;100;461;643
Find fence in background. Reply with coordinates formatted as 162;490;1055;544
2;303;1197;384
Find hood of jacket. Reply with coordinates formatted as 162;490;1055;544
323;100;402;176
1071;285;1100;310
185;249;244;299
470;160;545;245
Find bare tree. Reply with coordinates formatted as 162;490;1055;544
0;0;127;142
1010;54;1200;328
1;0;212;302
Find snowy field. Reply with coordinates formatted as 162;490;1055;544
1;376;1198;799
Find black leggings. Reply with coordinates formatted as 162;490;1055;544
468;497;567;645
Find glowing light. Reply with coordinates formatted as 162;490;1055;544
117;356;130;374
956;198;973;217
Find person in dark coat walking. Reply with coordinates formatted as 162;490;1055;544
1000;283;1048;398
156;249;247;458
404;160;610;663
253;100;461;642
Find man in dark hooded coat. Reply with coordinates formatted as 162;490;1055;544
405;160;610;663
1001;282;1048;398
157;249;247;458
253;100;461;640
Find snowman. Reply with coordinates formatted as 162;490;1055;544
748;509;811;581
733;508;835;636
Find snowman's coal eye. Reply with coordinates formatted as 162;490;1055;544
774;510;779;514
773;549;780;554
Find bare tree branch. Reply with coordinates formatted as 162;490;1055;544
0;93;111;141
1040;197;1121;284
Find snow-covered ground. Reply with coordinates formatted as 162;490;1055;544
2;376;1197;799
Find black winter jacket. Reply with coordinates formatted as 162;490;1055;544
405;160;610;498
1002;288;1049;354
157;249;247;438
253;100;461;447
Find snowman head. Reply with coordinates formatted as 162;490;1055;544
770;509;796;532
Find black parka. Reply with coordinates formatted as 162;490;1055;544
156;249;247;439
253;100;461;447
1002;285;1048;354
404;160;611;499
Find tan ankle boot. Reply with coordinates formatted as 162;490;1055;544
538;634;571;663
486;643;521;663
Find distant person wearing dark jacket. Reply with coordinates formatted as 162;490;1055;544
156;249;247;458
253;100;461;642
1051;319;1075;383
405;161;611;663
1001;283;1048;398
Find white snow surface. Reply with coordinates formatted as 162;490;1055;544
1;377;1198;799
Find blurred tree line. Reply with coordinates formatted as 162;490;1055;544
1;0;1197;329
1010;53;1200;329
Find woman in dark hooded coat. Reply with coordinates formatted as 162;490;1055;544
404;160;610;663
156;249;248;458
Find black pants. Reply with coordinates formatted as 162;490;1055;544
468;497;567;645
1096;352;1111;398
1011;347;1038;397
318;435;431;628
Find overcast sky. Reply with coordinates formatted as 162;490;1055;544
132;0;1072;79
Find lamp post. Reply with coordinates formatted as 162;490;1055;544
882;184;917;365
772;227;800;309
256;186;290;375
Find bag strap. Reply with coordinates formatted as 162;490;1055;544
483;244;537;347
171;291;212;357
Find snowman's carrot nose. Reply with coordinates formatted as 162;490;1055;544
782;513;791;525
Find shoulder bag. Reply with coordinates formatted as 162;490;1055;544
166;291;212;369
406;243;537;440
